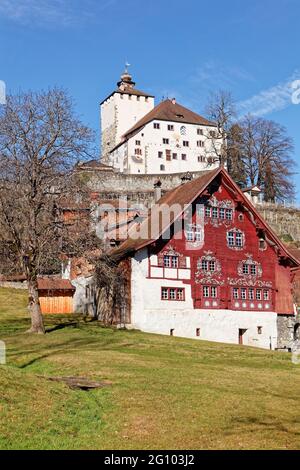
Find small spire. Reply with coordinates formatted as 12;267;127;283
124;61;131;74
117;62;136;90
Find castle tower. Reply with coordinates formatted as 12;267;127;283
100;66;155;162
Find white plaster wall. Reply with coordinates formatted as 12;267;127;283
130;252;278;350
72;276;93;313
101;93;154;154
110;119;223;174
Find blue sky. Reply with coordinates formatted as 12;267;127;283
0;0;299;200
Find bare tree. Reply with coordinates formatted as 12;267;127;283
234;115;296;202
0;89;95;333
205;90;237;166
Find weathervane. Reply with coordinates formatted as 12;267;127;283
125;61;131;74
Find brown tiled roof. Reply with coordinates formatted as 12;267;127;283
111;168;220;258
124;99;216;137
37;278;75;292
110;99;217;153
111;167;300;269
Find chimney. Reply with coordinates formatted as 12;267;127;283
154;180;162;202
172;97;176;105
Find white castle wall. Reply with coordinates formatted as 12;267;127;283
110;119;222;174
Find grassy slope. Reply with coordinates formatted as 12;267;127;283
0;287;300;450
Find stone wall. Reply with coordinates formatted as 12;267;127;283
277;315;296;349
86;169;209;207
86;170;300;240
257;204;300;242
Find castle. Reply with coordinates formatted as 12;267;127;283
100;67;222;174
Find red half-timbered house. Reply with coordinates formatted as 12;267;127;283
112;167;300;349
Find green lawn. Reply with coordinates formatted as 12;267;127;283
0;287;300;450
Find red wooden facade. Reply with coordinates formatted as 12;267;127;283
115;168;299;316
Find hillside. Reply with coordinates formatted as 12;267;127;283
0;287;300;450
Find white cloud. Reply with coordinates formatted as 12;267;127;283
237;70;300;117
190;60;255;90
0;0;115;27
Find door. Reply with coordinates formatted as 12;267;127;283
239;329;247;345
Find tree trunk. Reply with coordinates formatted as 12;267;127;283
27;279;45;334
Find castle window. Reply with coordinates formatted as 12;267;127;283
203;286;210;298
169;288;176;300
160;164;165;171
181;154;187;161
264;290;270;301
227;230;244;248
243;264;249;274
163;255;178;268
250;265;257;275
158;151;163;158
135;140;141;146
205;206;211;217
166;149;172;161
249;288;254;300
226;209;233;220
257;327;263;335
183;140;189;147
203;286;218;298
172;153;178;160
212;207;218;219
163;138;169;144
180;126;187;135
233;288;239;299
197;129;204;135
162;288;169;300
241;288;247;300
201;260;209;271
196;328;201;337
198;156;206;162
211;287;217;298
168;125;174;131
256;289;262;301
219;208;226;219
161;287;185;301
197;141;204;147
210;130;217;138
135;148;142;155
185;224;203;243
154;123;160;129
209;260;216;272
